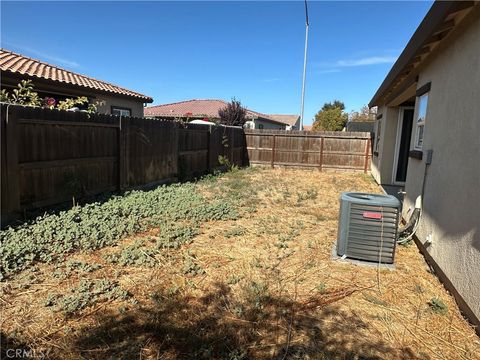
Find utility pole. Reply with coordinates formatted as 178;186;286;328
299;0;309;131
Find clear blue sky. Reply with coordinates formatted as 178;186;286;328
1;1;433;125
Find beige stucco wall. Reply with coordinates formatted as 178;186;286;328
402;11;480;323
291;118;300;130
371;106;399;185
253;118;286;130
95;94;146;118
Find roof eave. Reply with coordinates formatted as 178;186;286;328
369;1;473;108
2;69;153;103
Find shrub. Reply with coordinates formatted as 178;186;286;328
0;80;41;106
1;80;101;113
218;98;247;126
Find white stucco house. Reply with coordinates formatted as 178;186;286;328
369;1;479;333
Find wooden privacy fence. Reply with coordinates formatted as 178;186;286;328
1;104;372;224
245;129;372;172
1;104;244;223
178;123;246;178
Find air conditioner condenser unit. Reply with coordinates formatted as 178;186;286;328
337;192;401;264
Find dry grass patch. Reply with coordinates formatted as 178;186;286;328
1;168;478;359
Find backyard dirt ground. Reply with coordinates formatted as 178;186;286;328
1;168;479;359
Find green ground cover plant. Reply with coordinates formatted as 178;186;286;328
104;239;158;268
53;259;102;279
45;279;130;315
0;180;237;278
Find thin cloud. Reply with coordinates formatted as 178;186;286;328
314;55;398;71
316;69;341;74
2;41;80;68
335;56;397;67
261;78;280;82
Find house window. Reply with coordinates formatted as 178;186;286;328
414;93;429;150
374;120;382;152
258;124;264;129
111;106;131;117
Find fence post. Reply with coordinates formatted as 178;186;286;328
3;105;21;215
271;134;276;168
125;117;131;188
205;126;210;172
364;137;371;173
208;125;217;172
241;129;246;167
319;137;324;171
230;127;235;165
172;121;180;180
118;117;125;191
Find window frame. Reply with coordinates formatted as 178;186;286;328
374;118;382;153
111;106;132;117
413;92;429;151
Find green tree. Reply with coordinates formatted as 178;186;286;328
312;101;348;131
321;100;345;112
349;105;377;122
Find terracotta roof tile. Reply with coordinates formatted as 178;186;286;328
145;99;231;118
0;48;153;102
145;99;288;125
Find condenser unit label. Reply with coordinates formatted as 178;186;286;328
362;211;382;219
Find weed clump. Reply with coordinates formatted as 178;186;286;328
428;297;448;315
104;239;158;268
225;226;246;238
182;252;205;276
45;279;130;315
53;260;102;279
296;188;318;204
157;223;199;249
364;294;389;307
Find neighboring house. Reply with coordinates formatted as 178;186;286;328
266;114;300;130
303;125;312;131
0;49;153;117
369;1;479;331
345;121;375;133
144;99;298;130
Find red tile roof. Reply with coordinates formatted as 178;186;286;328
145;99;231;118
0;49;153;102
145;99;293;125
